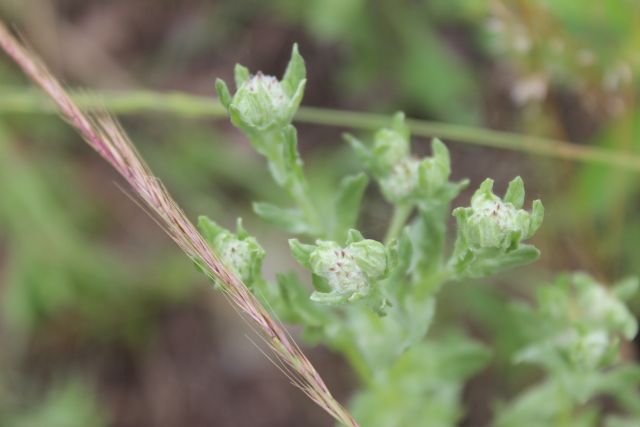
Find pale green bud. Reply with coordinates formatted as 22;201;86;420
228;72;300;131
310;241;370;299
198;217;265;289
215;44;306;133
346;112;410;178
349;115;460;205
454;177;543;251
290;234;388;306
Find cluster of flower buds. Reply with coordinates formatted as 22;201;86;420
215;44;306;136
289;230;389;307
519;273;638;372
346;113;462;205
451;177;543;278
198;216;265;290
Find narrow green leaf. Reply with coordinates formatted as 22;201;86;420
528;200;544;238
234;64;250;88
391;111;409;139
282;125;303;179
214;79;232;110
282;43;306;98
252;202;311;234
504;176;525;209
346;228;365;244
198;215;223;245
431;138;450;173
288;238;315;269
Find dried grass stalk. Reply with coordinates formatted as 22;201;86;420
0;21;359;427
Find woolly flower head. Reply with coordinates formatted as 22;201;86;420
347;112;459;204
454;177;543;251
198;217;265;289
290;231;388;306
215;44;306;133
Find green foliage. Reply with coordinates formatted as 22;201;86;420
451;177;543;279
4;2;640;422
199;216;265;290
4;380;107;427
495;274;640;427
197;46;640;427
274;0;482;123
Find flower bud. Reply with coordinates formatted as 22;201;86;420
198;217;265;289
290;234;388;306
371;127;411;173
379;157;421;203
454;177;543;251
215;44;306;133
348;112;460;205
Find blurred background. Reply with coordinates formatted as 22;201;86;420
0;1;639;426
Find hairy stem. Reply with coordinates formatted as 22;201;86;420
1;88;639;172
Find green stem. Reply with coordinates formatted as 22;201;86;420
292;184;323;236
384;204;412;245
252;130;324;237
2;88;640;172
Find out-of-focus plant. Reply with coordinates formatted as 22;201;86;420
484;0;640;282
487;1;640;115
2;380;107;427
496;273;640;427
274;0;482;124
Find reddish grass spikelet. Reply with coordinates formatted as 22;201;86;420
0;21;359;427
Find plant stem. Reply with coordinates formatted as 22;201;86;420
384;204;412;245
252;130;324;236
1;88;640;172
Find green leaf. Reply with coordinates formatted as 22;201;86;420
275;272;328;329
198;215;223;244
475;245;540;277
234;63;250;88
332;173;369;242
344;133;373;169
252;202;311;235
287;79;307;123
288;238;315;269
391;111;409;139
282;125;303;182
346;228;365;244
215;79;232;110
528;200;545;238
504;176;525;209
282;43;306;98
431;138;451;174
311;273;332;293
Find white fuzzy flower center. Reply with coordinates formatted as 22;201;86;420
322;248;368;294
381;157;420;201
220;238;253;281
